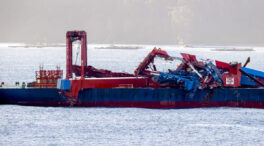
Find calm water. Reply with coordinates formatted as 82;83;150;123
0;106;264;145
0;44;264;145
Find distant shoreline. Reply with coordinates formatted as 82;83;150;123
3;43;262;51
211;48;255;51
8;44;66;48
95;45;143;50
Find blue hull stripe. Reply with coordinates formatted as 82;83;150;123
0;88;264;106
78;88;264;102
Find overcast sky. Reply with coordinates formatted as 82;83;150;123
0;0;264;45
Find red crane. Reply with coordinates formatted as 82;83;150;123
134;48;170;76
66;31;87;79
66;31;134;79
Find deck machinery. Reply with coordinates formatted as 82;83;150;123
56;30;264;108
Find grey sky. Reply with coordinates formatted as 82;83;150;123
0;0;263;45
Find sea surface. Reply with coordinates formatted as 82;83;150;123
0;44;264;145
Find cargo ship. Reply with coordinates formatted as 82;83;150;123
0;31;264;108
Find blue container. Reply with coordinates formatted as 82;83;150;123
57;79;71;90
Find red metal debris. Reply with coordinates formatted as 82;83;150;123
134;47;169;76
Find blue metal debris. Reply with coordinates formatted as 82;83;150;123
155;60;225;91
204;62;223;84
241;67;264;79
241;74;256;86
240;67;264;86
156;72;200;91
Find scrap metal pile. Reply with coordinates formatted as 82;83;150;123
147;48;264;91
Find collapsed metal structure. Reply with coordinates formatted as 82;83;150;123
59;31;264;104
